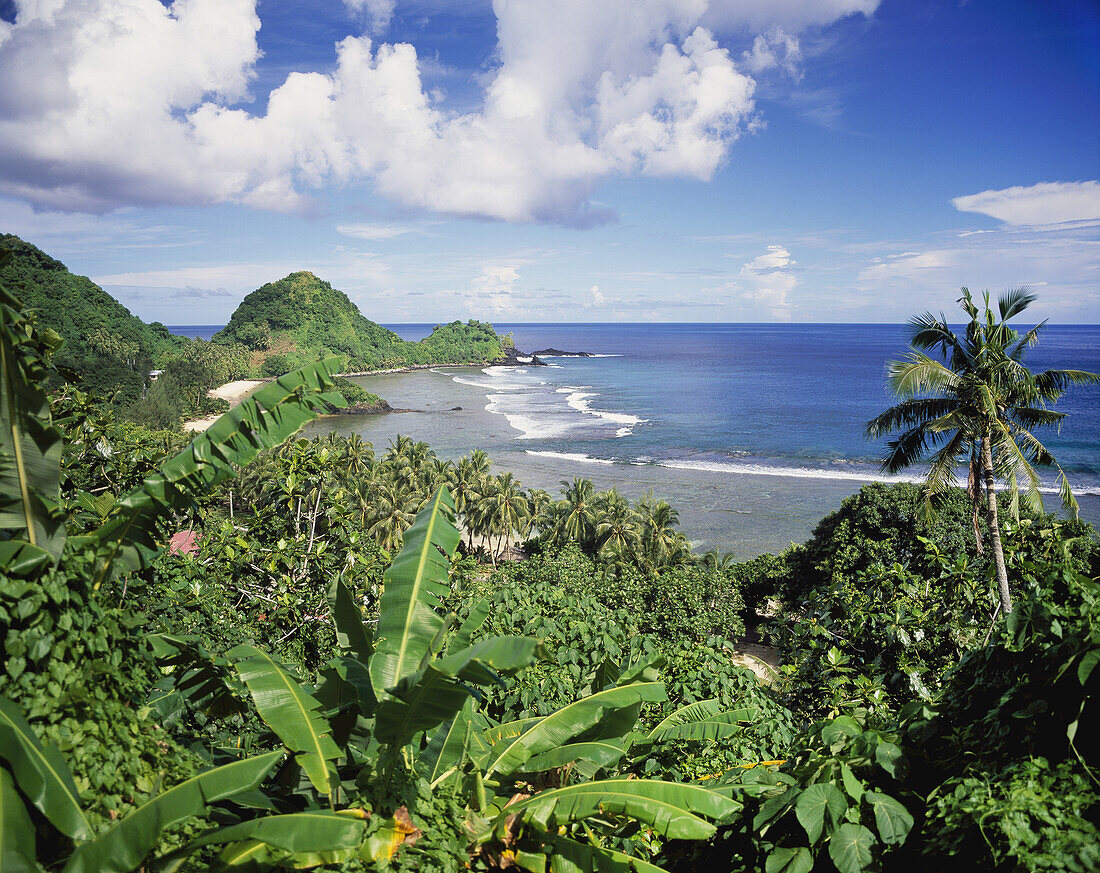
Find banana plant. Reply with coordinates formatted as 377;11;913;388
207;488;751;870
0;695;284;873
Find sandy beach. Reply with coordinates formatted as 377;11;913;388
182;379;267;432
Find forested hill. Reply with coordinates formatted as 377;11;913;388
214;270;504;374
0;233;182;400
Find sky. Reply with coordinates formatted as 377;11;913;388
0;0;1097;325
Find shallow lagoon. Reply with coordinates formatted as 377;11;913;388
298;323;1100;557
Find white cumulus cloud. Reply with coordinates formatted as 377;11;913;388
952;181;1100;226
0;0;877;224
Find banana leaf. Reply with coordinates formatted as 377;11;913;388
0;283;66;569
519;741;626;775
647;700;757;743
314;655;376;718
84;358;346;585
229;646;341;801
374;635;537;746
0;696;93;840
369;487;460;701
485;683;667;778
170;810;366;860
418;698;485;784
329;578;373;661
499;779;740;840
543;833;665;873
146;634;246;723
0;767;36;873
62;751;283;873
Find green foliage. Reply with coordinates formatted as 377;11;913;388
4;266;1097;873
216;272;505;373
924;758;1098;871
746;715;915;872
0;235;185;404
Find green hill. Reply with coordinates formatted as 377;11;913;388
0;234;182;401
214;271;504;374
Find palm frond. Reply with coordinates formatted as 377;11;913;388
886;354;959;397
908;312;957;356
997;286;1036;322
865;397;957;438
1006;405;1065;431
1034;368;1100;401
1009;319;1047;361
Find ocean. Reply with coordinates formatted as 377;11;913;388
170;323;1100;557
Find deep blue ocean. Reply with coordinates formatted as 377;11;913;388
170;323;1100;554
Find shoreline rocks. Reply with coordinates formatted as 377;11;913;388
531;348;592;357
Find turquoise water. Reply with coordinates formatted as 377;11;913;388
170;323;1100;556
290;323;1100;557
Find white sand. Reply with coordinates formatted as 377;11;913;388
182;379;267;433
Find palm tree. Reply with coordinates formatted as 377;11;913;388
479;473;530;564
365;480;419;553
697;548;736;574
557;477;597;550
636;491;682;571
867;287;1098;616
594;489;641;569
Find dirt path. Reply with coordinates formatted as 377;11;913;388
182;379;267;433
730;642;780;684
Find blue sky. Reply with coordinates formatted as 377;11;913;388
0;0;1096;325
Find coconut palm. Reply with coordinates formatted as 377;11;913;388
478;473;530;564
365;480;420;552
697;548;736;574
525;487;552;538
342;434;374;475
594;489;641;568
636;491;682;570
867;287;1099;616
557;477;597;549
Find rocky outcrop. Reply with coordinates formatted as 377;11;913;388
531;348;593;357
328;398;392;415
493;347;548;366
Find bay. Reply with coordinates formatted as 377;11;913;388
171;322;1100;557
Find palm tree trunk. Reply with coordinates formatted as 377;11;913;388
981;434;1013;615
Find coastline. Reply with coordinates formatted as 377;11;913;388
179;360;501;432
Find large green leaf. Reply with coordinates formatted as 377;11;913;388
519;741;626;774
85;358;346;585
485;682;667;778
544;833;665;873
418;697;484;784
178;810;366;857
0;768;36;873
647;699;757;743
0;282;65;569
828;823;875;873
0;696;93;840
794;783;846;844
329;578;373;661
230;646;341;800
62;751;283;873
146;634;246;723
765;846;813;873
369;487;460;701
863;791;913;846
374;635;537;746
500;779;739;840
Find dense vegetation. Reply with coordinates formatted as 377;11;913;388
2;277;1098;872
2;236;505;432
216;271;504;374
0;234;186;403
